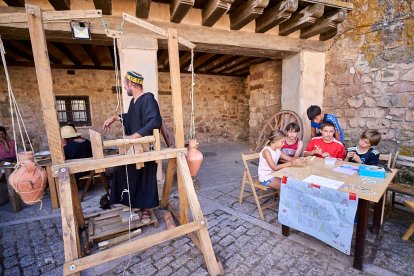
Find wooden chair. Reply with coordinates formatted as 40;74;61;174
239;152;278;220
387;152;414;207
402;200;414;240
379;153;392;167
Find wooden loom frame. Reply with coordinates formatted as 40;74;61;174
21;4;221;275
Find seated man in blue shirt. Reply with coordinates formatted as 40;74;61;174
307;105;344;143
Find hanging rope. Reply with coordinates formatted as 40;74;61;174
188;49;196;140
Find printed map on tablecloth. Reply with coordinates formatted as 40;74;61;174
278;178;358;255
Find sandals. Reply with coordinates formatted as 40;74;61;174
141;209;152;224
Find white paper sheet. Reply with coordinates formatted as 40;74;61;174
303;175;344;190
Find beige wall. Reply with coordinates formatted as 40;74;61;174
0;67;248;150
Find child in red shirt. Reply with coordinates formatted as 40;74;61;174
304;122;345;160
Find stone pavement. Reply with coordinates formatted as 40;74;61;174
1;141;414;275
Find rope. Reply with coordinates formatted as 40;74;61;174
188;49;196;140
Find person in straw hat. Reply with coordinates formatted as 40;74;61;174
61;125;93;181
103;71;162;224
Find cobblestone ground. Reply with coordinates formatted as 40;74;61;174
1;142;414;275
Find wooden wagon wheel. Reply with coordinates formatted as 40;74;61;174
255;110;303;152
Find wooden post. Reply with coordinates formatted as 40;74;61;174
46;165;59;208
167;28;188;224
89;130;105;173
160;158;177;208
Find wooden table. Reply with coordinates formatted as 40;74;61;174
0;158;59;211
272;157;397;270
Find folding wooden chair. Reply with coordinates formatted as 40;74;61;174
387;152;414;207
239;152;278;220
379;152;392;167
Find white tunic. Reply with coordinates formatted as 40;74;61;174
258;146;281;182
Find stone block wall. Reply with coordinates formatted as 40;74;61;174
0;67;248;150
324;0;414;156
158;73;249;144
248;60;283;148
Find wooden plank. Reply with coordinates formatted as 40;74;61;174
212;56;252;73
279;3;324;36
229;0;269;30
98;229;142;250
170;0;195;23
46;165;60;209
89;129;105;173
160;158;177;208
64;221;202;274
48;0;70;11
103;136;155;147
136;0;152;19
0;10;102;24
26;4;65;165
300;9;346;39
255;0;298;33
70;174;85;227
193;53;216;70
52;148;185;176
302;0;353;10
202;0;234;27
57;167;80;275
93;0;112;15
164;211;177;229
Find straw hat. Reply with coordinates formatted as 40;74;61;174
61;125;81;139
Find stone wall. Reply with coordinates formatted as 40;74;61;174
248;60;283;148
324;0;414;156
158;73;248;144
0;67;248;150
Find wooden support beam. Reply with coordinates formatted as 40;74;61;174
48;0;71;11
26;4;65;164
53;42;82;65
89;130;105;173
202;0;234;27
160;158;177;208
213;56;252;73
45;42;62;64
3;0;25;7
51;148;186;176
5;60;115;70
319;28;337;41
158;49;170;69
229;0;269;30
93;0;112;15
82;44;101;66
224;57;268;74
300;9;346;39
179;51;192;70
2;40;33;62
301;0;353;10
200;54;237;72
255;0;298;33
136;0;151;19
279;3;324;36
0;10;102;24
170;0;195;23
193;53;216;70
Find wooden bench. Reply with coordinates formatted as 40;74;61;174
387;152;414;207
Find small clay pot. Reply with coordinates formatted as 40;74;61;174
8;151;47;205
186;139;203;177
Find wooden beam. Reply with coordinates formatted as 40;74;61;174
26;4;65;164
202;0;234;27
48;0;71;11
193;53;216;70
0;10;102;24
301;0;353;10
224;57;268;74
255;0;298;33
2;40;33;62
92;0;111;15
107;45;116;67
213;56;252;73
200;54;237;72
136;0;151;19
82;44;101;66
158;49;170;69
319;28;337;41
44;42;62;64
179;51;192;70
279;3;324;36
53;42;82;65
170;0;195;23
229;0;269;30
6;60;115;70
3;0;25;7
300;9;346;39
51;148;186;176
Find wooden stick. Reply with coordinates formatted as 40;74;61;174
89;130;105;173
70;174;85;228
51;148;186;176
64;221;202;274
98;229;142;250
103;136;155;147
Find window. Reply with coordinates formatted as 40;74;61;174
56;96;91;127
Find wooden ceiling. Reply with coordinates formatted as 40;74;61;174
2;39;270;76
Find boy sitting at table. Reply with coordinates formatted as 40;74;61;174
344;130;381;166
304;122;345;160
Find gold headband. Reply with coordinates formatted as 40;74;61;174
125;74;143;85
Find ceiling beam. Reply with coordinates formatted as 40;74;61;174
193;53;216;70
93;0;112;15
224;57;268;74
107;45;116;67
53;42;82;65
229;0;269;30
179;51;192;70
279;3;324;36
5;61;114;71
44;42;62;64
170;0;195;23
255;0;298;33
48;0;71;11
2;40;33;62
213;56;253;73
157;67;243;78
82;44;101;66
3;0;25;7
319;28;337;41
198;54;235;72
202;0;234;27
136;0;151;19
158;49;170;69
300;9;346;39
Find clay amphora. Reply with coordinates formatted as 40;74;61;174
186;139;203;176
8;151;47;205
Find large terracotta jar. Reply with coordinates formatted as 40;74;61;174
9;151;47;205
186;139;203;177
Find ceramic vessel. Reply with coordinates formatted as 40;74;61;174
8;151;47;204
186;139;203;177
